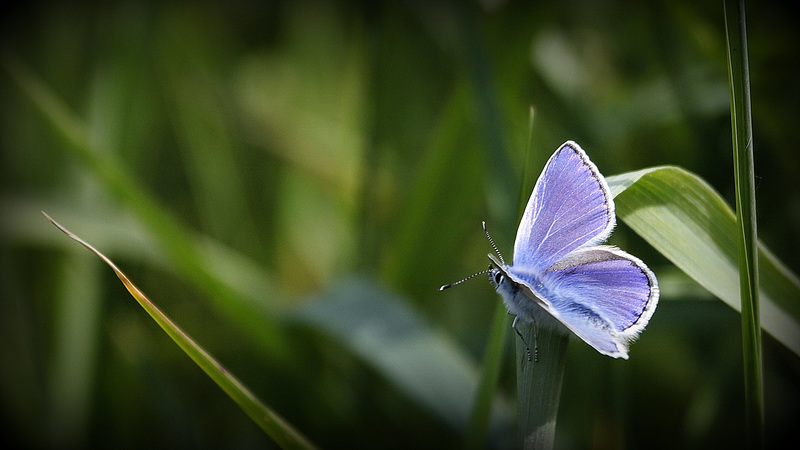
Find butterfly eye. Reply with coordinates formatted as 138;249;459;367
493;272;504;285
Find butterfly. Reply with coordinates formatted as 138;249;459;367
442;141;659;359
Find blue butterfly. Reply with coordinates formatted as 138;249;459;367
443;141;659;359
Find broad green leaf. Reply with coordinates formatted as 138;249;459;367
607;166;800;356
43;212;318;450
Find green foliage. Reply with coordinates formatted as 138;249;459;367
44;213;317;449
609;167;800;354
2;1;799;449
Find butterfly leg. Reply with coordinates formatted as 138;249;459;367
512;315;535;362
531;318;539;362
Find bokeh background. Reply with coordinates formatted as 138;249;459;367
2;1;799;449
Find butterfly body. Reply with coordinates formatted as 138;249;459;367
488;254;562;332
487;141;659;359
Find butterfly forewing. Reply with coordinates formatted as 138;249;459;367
513;141;615;272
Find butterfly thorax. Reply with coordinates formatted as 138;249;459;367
488;262;566;333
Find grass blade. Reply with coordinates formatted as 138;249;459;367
42;212;318;450
2;55;286;355
724;0;763;447
515;322;568;450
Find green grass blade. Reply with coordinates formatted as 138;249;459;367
724;0;764;446
515;321;568;450
607;167;800;357
43;212;318;450
2;55;286;354
517;106;537;217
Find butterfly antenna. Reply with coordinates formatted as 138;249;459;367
482;221;505;265
439;268;491;291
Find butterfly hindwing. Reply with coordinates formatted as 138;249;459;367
507;246;659;358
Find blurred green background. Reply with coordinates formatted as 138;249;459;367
2;1;799;448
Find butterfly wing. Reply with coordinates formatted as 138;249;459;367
513;141;615;272
507;246;659;359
